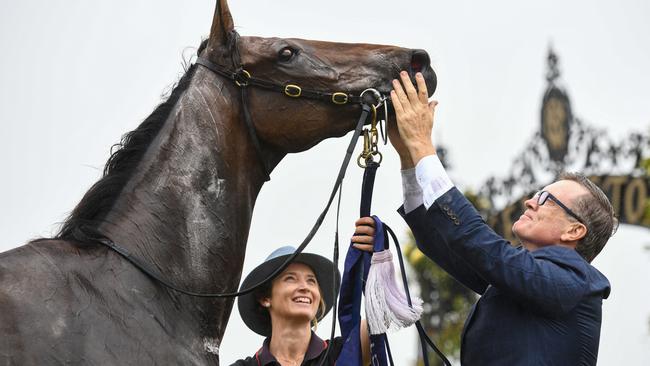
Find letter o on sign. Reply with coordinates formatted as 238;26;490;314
624;178;647;224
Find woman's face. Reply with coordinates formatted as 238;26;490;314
263;262;322;324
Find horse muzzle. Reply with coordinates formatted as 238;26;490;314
373;49;437;102
409;49;437;96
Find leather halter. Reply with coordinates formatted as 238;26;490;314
194;31;381;181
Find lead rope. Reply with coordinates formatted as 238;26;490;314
317;183;342;366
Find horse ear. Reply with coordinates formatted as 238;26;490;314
208;0;235;49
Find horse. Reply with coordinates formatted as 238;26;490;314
0;1;436;364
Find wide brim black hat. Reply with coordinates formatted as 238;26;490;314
237;246;341;336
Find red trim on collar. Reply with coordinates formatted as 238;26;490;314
255;348;262;366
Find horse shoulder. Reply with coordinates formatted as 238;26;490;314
1;240;214;364
0;241;113;361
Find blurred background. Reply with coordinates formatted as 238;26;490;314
1;0;649;364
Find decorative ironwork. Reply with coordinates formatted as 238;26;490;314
546;47;560;84
475;48;650;228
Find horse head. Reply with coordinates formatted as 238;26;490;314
204;0;437;158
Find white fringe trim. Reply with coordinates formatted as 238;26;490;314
364;249;423;335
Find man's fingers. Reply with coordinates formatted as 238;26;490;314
399;71;419;103
416;73;429;104
392;79;412;113
429;100;439;118
390;90;404;117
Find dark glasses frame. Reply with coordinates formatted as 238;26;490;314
535;190;587;226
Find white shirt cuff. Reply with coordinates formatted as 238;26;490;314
401;168;423;214
415;154;454;209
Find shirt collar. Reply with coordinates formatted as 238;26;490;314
257;331;328;365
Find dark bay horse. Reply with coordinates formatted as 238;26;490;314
0;1;436;364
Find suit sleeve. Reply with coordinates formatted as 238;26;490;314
423;187;591;316
399;204;489;295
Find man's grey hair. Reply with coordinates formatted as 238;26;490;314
560;172;618;262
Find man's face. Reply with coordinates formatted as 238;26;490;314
512;180;588;251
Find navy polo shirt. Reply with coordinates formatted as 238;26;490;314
230;332;344;366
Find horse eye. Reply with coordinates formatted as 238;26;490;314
278;47;296;62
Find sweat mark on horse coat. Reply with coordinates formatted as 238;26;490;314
51;317;66;338
203;337;220;355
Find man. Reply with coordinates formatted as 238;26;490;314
352;71;617;365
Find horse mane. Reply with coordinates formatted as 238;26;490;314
50;41;210;243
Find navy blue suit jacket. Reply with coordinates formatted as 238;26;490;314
400;188;610;365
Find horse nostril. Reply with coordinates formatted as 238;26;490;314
410;50;430;73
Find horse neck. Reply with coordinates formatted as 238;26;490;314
99;66;275;294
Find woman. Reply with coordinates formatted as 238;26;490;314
231;246;370;366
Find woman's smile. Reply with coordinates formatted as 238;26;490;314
292;296;313;305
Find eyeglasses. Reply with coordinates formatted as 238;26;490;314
534;191;586;226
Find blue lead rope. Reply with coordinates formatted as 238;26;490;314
337;161;391;366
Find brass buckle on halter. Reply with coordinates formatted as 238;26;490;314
234;69;251;87
331;92;349;105
284;84;302;98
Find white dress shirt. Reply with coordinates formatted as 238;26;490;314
401;154;454;214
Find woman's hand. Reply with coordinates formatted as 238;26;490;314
351;217;375;252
